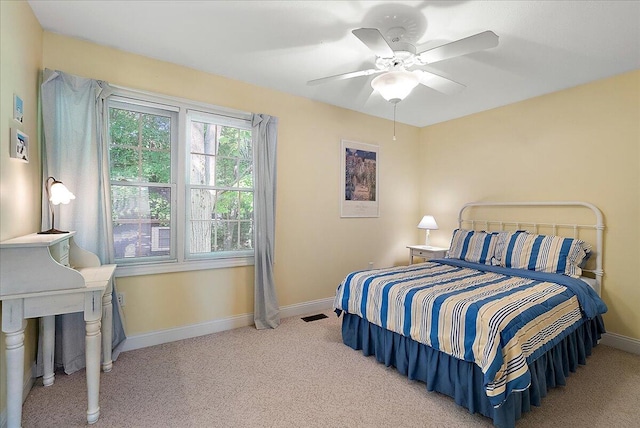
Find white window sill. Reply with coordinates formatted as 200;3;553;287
114;256;254;277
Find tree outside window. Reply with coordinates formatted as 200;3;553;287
107;98;254;268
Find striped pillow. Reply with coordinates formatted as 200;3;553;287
491;231;522;265
500;232;592;277
446;229;499;265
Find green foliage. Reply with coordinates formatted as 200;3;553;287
109;147;138;181
111;185;170;222
109;105;254;256
189;122;254;251
109;108;171;183
142;151;170;183
149;187;171;222
109;109;138;146
141;114;170;150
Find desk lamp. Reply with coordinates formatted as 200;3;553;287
39;176;75;234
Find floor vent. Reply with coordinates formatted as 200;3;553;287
301;313;328;322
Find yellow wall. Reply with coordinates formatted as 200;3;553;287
0;0;43;418
1;5;637;419
419;70;640;339
42;32;422;335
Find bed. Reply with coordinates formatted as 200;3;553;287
333;201;608;428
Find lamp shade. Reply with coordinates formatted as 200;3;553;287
417;215;438;230
49;181;75;205
371;70;420;103
39;176;75;234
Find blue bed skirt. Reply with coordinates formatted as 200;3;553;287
341;312;605;428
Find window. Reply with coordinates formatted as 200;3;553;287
187;111;254;259
109;101;176;263
107;93;253;275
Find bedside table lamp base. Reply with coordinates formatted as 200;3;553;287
417;215;438;248
39;228;70;235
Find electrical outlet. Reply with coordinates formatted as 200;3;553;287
117;292;126;307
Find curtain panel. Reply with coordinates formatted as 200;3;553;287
252;114;280;329
40;69;126;374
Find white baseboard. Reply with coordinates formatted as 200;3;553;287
279;297;335;319
121;297;639;357
120;297;335;353
0;362;36;428
600;332;640;355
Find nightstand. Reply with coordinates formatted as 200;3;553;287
407;245;448;264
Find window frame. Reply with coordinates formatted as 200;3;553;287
108;89;254;278
108;98;178;265
185;109;254;261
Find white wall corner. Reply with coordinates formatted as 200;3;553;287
120;296;335;353
600;332;640;355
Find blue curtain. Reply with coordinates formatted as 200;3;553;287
40;69;126;374
252;114;280;329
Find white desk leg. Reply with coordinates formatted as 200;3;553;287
3;299;26;428
101;284;113;372
40;315;55;386
85;290;102;424
85;318;101;424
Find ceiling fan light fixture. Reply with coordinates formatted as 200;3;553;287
371;70;419;103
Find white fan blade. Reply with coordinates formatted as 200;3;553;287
307;68;382;86
414;70;466;95
352;28;395;58
418;31;499;64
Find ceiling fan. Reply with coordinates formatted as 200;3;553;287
308;27;499;103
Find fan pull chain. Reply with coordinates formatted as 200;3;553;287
393;103;397;141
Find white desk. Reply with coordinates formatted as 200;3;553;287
0;232;115;427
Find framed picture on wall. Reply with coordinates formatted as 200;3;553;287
13;94;24;123
10;128;29;163
341;139;379;217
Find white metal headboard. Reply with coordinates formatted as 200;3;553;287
457;201;604;295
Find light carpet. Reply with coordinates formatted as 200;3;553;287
21;312;640;427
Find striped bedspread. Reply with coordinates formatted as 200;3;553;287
333;259;607;407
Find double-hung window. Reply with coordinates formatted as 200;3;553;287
107;92;254;275
186;111;253;259
108;100;177;263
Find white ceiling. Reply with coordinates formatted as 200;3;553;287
28;1;640;127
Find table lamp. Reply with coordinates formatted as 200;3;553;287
39;176;75;234
417;215;438;247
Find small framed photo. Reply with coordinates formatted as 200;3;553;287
10;128;29;163
341;139;379;217
14;94;24;123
